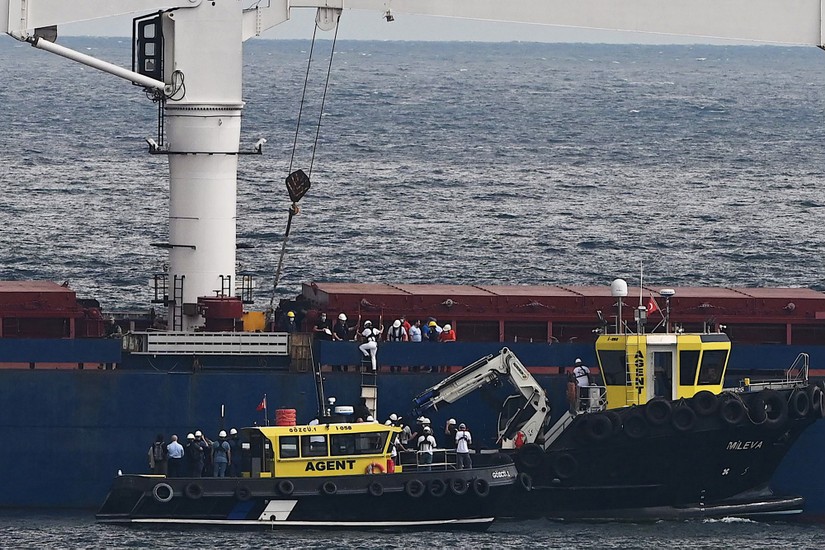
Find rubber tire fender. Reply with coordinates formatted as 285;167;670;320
746;393;767;424
234;485;251;501
320;481;337;496
152;482;174;503
517;472;533;492
517;443;544;469
449;478;469;496
623;412;648;439
552;452;578;480
428;478;447;498
760;389;788;428
582;413;614;442
405;479;425;498
645;397;672;426
278;479;295;496
690;390;719;416
472;478;490;498
604;410;622;432
806;385;823;418
671;406;697;432
184;482;203;500
720;397;747;426
789;389;811;419
367;481;384;497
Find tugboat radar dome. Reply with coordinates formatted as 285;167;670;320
660;288;676;298
610;279;628;298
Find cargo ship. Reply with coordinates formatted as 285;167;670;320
3;0;825;522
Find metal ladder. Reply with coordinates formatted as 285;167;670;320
171;275;185;331
360;371;378;420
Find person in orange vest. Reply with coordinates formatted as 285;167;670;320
440;323;456;342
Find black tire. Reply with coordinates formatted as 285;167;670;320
428;478;447;497
720;398;747;426
278;479;294;496
806;385;823;418
761;389;789;428
623;412;648;439
582;414;614;442
789;389;811;419
406;479;425;498
449;478;469;496
691;390;719;416
518;443;544;469
321;481;337;496
517;472;533;492
645;397;672;426
184;482;203;500
671;406;697;432
368;481;384;497
472;478;490;498
234;485;251;501
152;482;174;503
746;394;767;424
605;410;622;432
552;452;578;480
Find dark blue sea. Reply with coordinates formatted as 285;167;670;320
3;36;825;544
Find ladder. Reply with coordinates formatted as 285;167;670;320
360;371;378;420
171;275;185;331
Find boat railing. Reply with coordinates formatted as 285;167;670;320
397;448;458;471
579;385;608;413
122;331;290;356
737;352;809;392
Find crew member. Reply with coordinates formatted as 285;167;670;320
417;426;436;471
212;430;231;477
359;320;381;371
166;434;184;477
455;423;473;469
313;312;333;340
573;358;591;412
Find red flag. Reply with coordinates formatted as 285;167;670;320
646;296;659;316
256;396;267;412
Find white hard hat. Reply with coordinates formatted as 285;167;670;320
417;416;425;423
194;430;202;437
187;433;195;440
229;428;238;435
575;358;582;364
393;320;401;328
364;320;372;327
219;430;227;438
366;415;374;421
459;423;466;430
422;417;431;425
389;413;398;421
423;426;432;434
384;420;393;425
338;313;347;321
444;324;452;331
447;418;456;425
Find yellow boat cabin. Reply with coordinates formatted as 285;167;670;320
245;422;401;479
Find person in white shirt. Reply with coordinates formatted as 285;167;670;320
358;320;382;371
409;320;422;343
455;423;473;469
166;434;184;477
572;358;591;412
417;426;436;471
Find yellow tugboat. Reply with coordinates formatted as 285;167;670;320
97;418;520;529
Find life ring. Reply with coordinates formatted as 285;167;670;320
278;479;295;496
234;485;251;501
720;398;747;426
806;385;823;418
428;478;447;497
472;478;490;498
184;482;203;500
760;389;788;428
405;479;425;498
152;482;174;503
690;390;719;416
517;472;533;492
582;413;614;442
623;412;648;439
449;478;469;496
321;481;337;496
789;389;811;419
367;481;384;497
552;452;578;480
645;397;672;426
518;443;544;469
671;406;697;432
366;462;384;474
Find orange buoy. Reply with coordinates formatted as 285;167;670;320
275;408;297;426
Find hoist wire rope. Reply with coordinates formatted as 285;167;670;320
309;11;341;178
288;22;320;175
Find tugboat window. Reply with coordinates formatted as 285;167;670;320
698;350;727;385
680;350;700;385
279;436;299;459
301;435;328;457
331;432;389;456
598;350;627;385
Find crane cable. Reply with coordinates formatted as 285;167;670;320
268;12;342;323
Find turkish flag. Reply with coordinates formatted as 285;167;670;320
256;396;267;411
646;297;659;315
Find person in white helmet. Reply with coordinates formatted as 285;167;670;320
359;320;383;372
444;418;458;448
417;426;437;471
212;430;231;477
185;432;204;477
227;428;242;477
572;358;592;412
455;422;473;469
385;319;408;372
332;313;355;371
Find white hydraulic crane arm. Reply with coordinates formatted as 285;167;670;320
2;0;200;40
245;0;825;47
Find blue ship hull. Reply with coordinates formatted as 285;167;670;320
1;339;823;519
